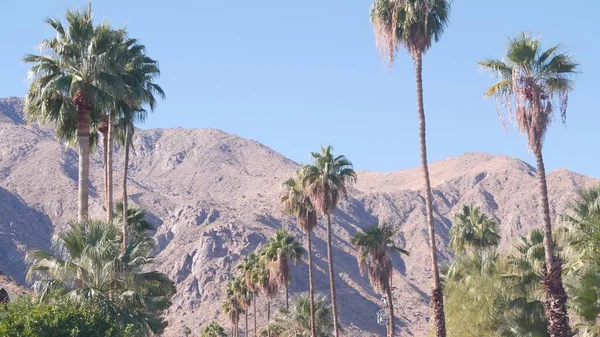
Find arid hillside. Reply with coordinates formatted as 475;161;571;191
0;96;597;336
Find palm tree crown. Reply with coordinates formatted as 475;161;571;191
263;294;334;337
479;32;578;153
370;0;450;63
281;172;318;233
262;229;305;290
24;9;125;141
450;205;501;254
351;222;409;293
300;145;357;214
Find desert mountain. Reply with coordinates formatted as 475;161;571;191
0;96;597;336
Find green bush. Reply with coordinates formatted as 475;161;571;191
0;297;131;337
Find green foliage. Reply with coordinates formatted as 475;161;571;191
443;234;549;337
25;219;176;335
0;296;134;337
201;321;227;337
450;205;500;254
562;186;600;334
261;294;333;337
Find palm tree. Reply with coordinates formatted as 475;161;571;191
351;222;409;337
568;269;600;336
300;145;356;337
253;257;278;337
562;186;600;264
501;230;550;337
25;219;175;334
230;276;252;337
201;321;228;337
262;229;305;310
561;187;600;335
226;276;247;337
281;172;318;336
479;32;578;336
239;252;260;336
450;205;501;254
370;1;450;334
222;297;241;337
114;47;164;253
183;326;192;337
262;294;334;337
23;7;128;221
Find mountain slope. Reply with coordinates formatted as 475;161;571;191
0;97;597;336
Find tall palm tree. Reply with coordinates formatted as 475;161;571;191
114;47;164;253
222;297;241;337
262;294;334;337
23;7;127;221
239;252;260;336
300;145;356;337
253;257;278;337
281;171;319;336
351;222;409;337
370;1;450;334
226;276;247;337
25;219;175;334
262;229;305;310
450;205;501;254
479;32;578;336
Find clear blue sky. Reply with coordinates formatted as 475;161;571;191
1;1;598;176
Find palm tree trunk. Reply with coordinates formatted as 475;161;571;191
534;148;572;337
326;213;340;337
103;131;108;221
74;90;90;222
286;285;289;310
106;113;114;222
414;52;446;337
385;276;395;337
121;124;131;254
236;319;239;337
307;231;317;337
245;310;248;337
267;298;271;337
253;292;257;337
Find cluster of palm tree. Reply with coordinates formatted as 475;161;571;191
222;229;304;337
369;0;578;335
20;6;172;336
443;190;600;336
23;5;164;254
25;209;175;335
280;145;356;337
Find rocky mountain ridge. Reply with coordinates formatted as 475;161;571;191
0;97;597;336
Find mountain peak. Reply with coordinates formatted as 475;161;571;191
0;97;24;124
